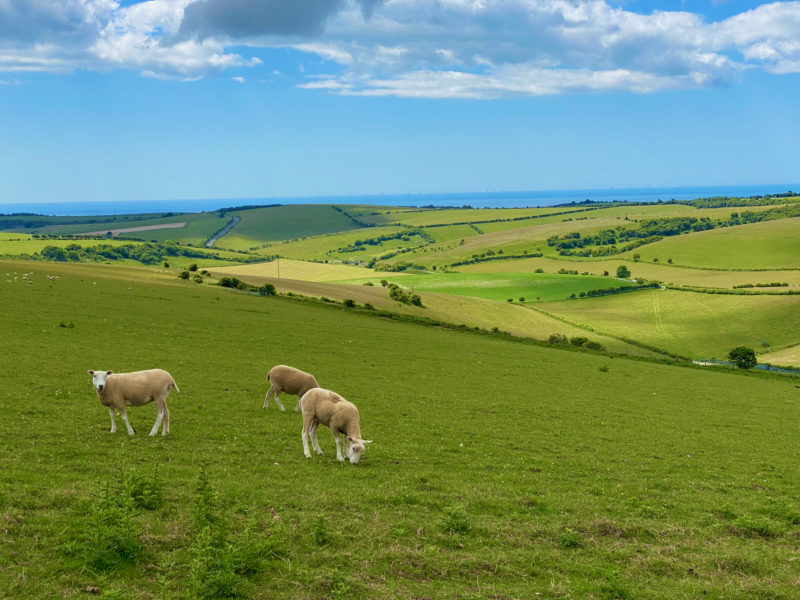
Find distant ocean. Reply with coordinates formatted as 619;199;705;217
1;184;798;216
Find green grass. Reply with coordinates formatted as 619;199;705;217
339;271;637;302
1;259;799;599
215;205;361;250
541;288;800;360
621;216;800;269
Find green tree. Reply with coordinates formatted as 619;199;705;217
616;265;631;279
727;346;757;370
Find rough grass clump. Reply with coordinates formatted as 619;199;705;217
66;469;151;571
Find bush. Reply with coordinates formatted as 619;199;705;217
548;333;569;345
728;346;757;369
179;270;191;280
343;299;356;308
569;336;588;347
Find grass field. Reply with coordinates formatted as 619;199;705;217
338;272;637;303
209;259;399;282
541;288;800;362
1;259;799;600
214;205;361;251
620;217;800;270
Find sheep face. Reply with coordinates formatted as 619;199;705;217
88;370;113;392
346;437;372;464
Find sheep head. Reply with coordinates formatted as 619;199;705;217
346;437;373;464
88;370;113;392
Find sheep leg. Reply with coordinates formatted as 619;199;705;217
334;432;345;462
263;385;275;409
309;423;323;455
149;408;163;436
109;407;117;433
302;415;314;458
162;404;170;436
294;397;301;411
119;408;135;435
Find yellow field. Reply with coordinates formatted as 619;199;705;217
456;256;800;289
206;259;409;282
760;344;800;369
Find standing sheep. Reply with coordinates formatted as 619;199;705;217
88;369;179;436
263;364;319;411
299;388;372;464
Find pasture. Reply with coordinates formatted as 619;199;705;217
337;272;637;303
541;288;800;362
1;259;799;599
620;217;800;270
213;205;360;251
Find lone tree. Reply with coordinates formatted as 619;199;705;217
727;346;757;370
616;265;631;279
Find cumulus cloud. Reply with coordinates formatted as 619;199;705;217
0;0;799;95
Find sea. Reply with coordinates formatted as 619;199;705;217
1;184;798;216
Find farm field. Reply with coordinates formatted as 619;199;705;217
336;271;637;303
456;256;800;289
619;217;800;270
209;258;400;283
214;205;361;251
203;269;653;358
540;288;800;362
1;258;799;599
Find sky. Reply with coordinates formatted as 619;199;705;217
1;0;799;204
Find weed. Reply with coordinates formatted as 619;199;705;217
559;527;582;549
441;505;471;535
312;514;332;546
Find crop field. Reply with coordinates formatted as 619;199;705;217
337;272;636;303
215;205;360;251
248;225;408;261
620;217;800;270
541;288;800;362
1;259;799;600
209;259;397;282
455;256;800;289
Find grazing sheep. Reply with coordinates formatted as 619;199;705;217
264;364;319;411
88;369;179;436
299;388;372;464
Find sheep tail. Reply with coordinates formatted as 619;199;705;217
171;379;180;393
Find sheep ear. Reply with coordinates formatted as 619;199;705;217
106;370;113;375
88;370;94;375
362;439;373;445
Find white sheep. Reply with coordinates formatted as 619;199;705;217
263;364;319;411
88;369;179;436
299;387;372;464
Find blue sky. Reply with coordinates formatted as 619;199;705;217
1;0;799;204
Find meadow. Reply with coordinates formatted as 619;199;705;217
336;272;637;303
3;195;799;369
2;259;799;600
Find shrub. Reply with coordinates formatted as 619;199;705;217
188;263;198;271
343;299;356;308
179;271;191;280
728;346;757;369
584;341;605;351
547;334;568;345
569;336;588;347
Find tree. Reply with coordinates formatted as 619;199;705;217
727;346;757;370
616;265;631;279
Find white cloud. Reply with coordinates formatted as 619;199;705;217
0;0;799;97
232;76;246;83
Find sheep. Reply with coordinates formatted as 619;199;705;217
299;387;372;464
263;364;319;411
87;369;179;436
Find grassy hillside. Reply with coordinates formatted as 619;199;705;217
620;216;800;269
214;205;361;251
1;259;799;600
337;271;638;303
541;288;800;361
